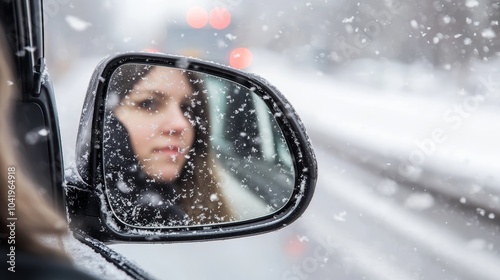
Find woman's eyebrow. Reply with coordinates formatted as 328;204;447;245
130;90;169;99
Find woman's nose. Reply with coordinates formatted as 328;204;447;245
158;104;191;135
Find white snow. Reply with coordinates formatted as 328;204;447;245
482;28;496;39
41;234;133;280
65;15;92;31
465;0;480;8
404;193;435;211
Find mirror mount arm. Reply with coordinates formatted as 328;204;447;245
66;185;111;239
73;229;155;280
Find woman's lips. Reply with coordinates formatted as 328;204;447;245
154;146;183;156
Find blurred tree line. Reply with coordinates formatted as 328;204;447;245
235;0;500;72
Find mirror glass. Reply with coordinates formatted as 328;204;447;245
103;63;294;228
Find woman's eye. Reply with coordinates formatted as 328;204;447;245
138;99;158;111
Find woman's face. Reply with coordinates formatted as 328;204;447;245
114;67;196;182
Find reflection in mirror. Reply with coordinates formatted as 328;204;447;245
103;64;294;228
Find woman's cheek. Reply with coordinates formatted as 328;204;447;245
133;125;154;142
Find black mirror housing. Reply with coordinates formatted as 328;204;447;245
66;52;317;242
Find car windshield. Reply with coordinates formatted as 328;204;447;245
46;0;500;279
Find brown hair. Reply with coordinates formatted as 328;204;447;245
178;71;234;224
0;26;68;260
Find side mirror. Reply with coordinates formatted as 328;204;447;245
67;53;317;242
